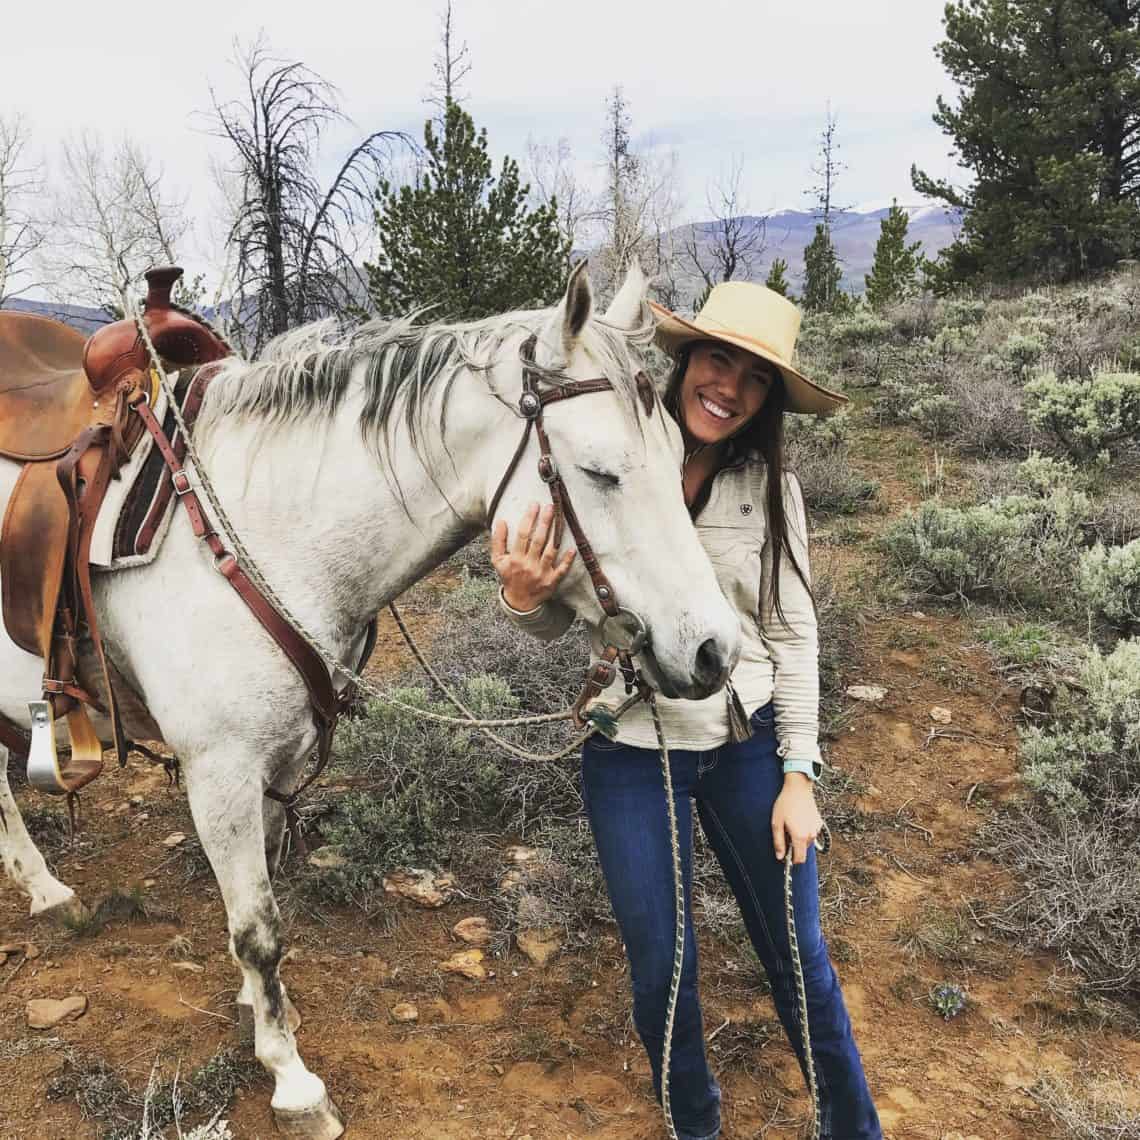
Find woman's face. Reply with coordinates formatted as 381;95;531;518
678;341;776;446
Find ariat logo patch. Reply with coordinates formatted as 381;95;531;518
740;503;753;516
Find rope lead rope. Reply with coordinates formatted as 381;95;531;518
130;305;824;1139
652;689;826;1140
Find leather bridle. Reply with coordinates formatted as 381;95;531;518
486;333;658;724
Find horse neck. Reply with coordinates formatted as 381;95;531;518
196;371;505;633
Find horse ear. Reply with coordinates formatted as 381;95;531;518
603;259;648;329
561;259;593;351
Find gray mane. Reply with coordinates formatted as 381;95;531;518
196;305;656;464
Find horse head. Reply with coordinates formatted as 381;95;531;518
487;262;740;700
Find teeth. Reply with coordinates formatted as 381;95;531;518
700;395;733;420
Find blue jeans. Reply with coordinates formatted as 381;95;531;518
581;700;882;1140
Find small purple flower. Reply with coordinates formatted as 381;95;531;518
930;982;968;1021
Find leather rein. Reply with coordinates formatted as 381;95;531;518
128;367;375;842
487;334;658;725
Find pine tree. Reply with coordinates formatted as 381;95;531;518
765;257;791;298
802;225;842;312
865;202;925;309
366;101;569;319
913;0;1140;285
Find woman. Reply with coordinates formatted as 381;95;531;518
490;282;881;1140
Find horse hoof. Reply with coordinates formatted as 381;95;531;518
35;894;90;928
237;994;302;1042
273;1093;345;1139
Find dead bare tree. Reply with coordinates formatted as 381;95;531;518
681;158;766;302
0;113;45;305
209;37;407;352
806;101;850;234
594;87;683;304
40;131;186;316
428;0;472;115
527;136;594;267
644;148;684;310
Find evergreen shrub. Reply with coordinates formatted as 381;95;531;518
880;488;1089;610
1078;540;1140;634
1025;368;1140;459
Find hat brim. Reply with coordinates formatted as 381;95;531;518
649;301;848;416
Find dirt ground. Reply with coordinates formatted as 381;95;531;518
2;431;1139;1139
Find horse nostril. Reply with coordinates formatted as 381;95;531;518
693;638;726;688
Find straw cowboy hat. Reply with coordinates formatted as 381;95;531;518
650;281;848;416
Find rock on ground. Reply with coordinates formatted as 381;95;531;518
517;928;562;967
453;916;492;945
383;868;457;908
27;995;88;1029
846;685;888;702
440;949;487;981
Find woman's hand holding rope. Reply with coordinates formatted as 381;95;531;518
772;774;825;865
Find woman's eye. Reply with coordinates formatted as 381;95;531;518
578;466;620;488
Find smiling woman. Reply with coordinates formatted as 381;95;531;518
494;281;883;1140
678;341;775;445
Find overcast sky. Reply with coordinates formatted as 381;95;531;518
4;0;961;283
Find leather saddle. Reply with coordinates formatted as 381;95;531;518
0;315;97;461
0;268;230;794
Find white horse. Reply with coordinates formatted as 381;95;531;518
0;263;738;1137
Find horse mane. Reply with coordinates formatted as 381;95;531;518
195;304;656;466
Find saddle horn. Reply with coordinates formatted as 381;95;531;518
82;266;231;398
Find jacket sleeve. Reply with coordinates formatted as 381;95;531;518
758;471;822;768
497;585;577;642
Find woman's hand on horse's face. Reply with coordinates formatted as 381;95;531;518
771;774;824;865
491;502;576;611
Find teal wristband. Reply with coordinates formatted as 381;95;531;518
780;756;822;781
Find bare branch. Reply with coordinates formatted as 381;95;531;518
0;113;47;304
39;131;189;315
208;36;410;352
526;136;597;265
427;0;472;114
681;157;766;298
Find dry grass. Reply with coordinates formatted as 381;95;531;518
1028;1073;1140;1139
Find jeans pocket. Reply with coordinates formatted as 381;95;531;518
749;701;775;730
585;732;624;753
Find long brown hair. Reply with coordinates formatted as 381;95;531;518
663;342;815;631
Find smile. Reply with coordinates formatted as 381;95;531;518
699;394;736;421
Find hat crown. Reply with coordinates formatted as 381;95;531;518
695;281;801;365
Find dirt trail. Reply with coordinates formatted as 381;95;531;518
2;429;1138;1139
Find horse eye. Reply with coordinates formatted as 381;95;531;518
578;466;620;488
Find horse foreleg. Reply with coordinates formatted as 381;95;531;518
262;745;312;877
0;746;87;922
184;751;343;1139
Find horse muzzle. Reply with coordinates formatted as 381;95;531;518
637;631;737;701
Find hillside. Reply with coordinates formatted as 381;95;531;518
674;203;960;298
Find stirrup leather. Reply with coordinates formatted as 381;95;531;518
27;700;103;795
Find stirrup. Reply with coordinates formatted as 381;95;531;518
27;701;103;795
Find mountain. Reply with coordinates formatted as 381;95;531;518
673;203;961;303
0;296;113;334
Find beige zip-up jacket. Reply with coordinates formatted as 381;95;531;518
499;453;822;763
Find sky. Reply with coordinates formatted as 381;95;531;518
3;0;962;289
